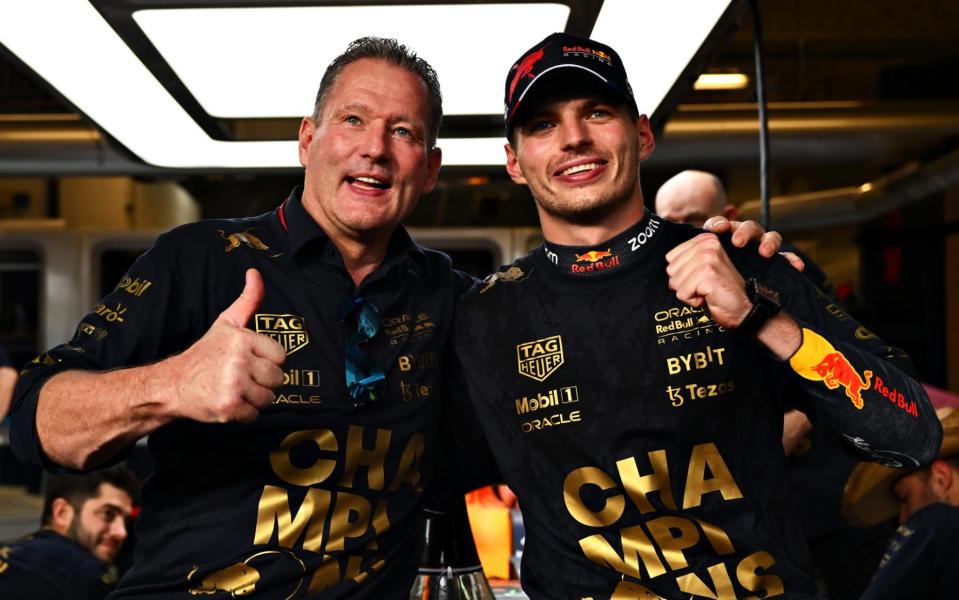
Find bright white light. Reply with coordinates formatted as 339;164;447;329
694;73;749;90
0;1;730;169
0;2;560;167
593;0;734;118
134;5;569;118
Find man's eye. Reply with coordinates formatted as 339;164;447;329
529;120;553;132
590;109;611;118
345;115;361;125
100;509;119;521
394;127;410;138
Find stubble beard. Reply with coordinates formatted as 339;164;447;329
66;516;106;561
534;169;639;226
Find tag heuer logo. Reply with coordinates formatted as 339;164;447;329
516;335;564;382
255;314;309;355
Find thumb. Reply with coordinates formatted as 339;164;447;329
218;268;264;327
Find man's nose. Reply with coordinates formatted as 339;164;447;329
111;516;129;541
559;116;591;150
362;121;389;160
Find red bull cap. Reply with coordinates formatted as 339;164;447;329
504;32;638;136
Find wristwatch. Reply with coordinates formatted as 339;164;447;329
737;277;781;337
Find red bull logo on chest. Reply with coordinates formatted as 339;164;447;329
572;249;619;273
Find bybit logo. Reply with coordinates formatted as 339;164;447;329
516;335;564;382
666;346;726;374
255;314;309;355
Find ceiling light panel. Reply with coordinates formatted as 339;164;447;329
593;0;734;119
133;4;570;118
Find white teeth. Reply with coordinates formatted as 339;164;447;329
355;176;384;185
561;162;600;176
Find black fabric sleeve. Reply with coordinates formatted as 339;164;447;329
423;345;502;513
452;268;480;299
734;242;941;468
9;228;208;471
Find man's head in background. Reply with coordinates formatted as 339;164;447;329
845;407;959;526
655;170;737;227
41;465;138;562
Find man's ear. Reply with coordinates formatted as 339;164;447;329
636;115;656;162
723;204;740;221
49;497;75;534
505;143;527;185
930;460;955;496
297;117;316;167
422;146;442;194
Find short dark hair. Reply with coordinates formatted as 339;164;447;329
311;36;443;148
41;465;139;526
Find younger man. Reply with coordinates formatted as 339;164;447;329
0;465;138;599
451;33;940;598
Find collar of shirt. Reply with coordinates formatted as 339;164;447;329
540;211;664;279
275;186;428;277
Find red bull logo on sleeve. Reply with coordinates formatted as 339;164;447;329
873;375;919;417
810;352;873;409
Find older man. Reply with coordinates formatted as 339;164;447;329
12;37;462;598
450;32;941;598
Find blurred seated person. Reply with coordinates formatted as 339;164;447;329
0;465;138;599
845;407;959;600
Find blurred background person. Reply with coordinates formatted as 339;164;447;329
0;465;138;600
845;407;959;599
655;169;895;599
0;342;16;421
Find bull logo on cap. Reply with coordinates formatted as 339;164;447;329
509;44;547;102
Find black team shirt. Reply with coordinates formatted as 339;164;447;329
0;530;117;600
11;188;474;599
451;212;941;599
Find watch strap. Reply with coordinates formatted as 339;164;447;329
737;277;782;337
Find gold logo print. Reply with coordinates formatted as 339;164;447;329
188;563;259;596
255;314;309;355
218;229;285;257
480;266;527;293
516;335;564;382
118;276;152;297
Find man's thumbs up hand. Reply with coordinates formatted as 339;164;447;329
164;269;286;424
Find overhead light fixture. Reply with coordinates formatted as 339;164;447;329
133;4;570;118
694;73;750;90
0;0;733;168
0;2;564;168
593;0;735;117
